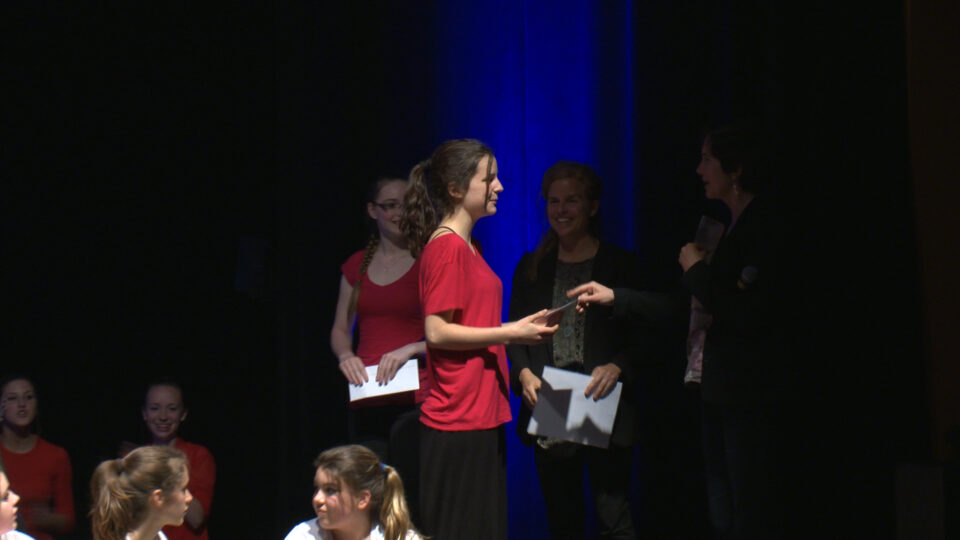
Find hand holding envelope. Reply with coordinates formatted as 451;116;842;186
527;366;623;448
348;359;420;402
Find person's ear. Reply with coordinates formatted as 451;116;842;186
150;489;165;509
731;166;743;182
367;202;377;220
589;200;599;217
446;182;463;201
141;408;148;423
180;408;188;423
356;490;372;511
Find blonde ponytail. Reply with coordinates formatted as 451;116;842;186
90;460;133;540
312;445;425;540
380;465;416;540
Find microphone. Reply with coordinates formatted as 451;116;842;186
737;265;759;290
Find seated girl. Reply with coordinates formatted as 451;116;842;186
90;445;193;540
285;445;421;540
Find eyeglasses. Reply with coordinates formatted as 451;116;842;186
373;201;403;212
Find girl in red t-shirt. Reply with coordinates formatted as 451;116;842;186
329;177;428;521
0;376;74;540
400;139;557;540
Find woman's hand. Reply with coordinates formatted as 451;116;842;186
584;363;621;400
518;368;542;410
338;354;368;386
375;344;413;385
505;310;559;345
567;281;615;313
679;242;705;272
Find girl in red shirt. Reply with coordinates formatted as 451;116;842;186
330;177;428;521
0;376;74;540
122;381;215;540
400;139;557;540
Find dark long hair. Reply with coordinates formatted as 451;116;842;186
524;160;603;282
400;139;494;258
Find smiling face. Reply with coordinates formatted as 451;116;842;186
459;154;503;220
546;177;598;242
312;468;369;533
0;472;20;534
366;179;407;242
159;469;193;527
142;385;186;444
1;379;37;431
696;138;740;202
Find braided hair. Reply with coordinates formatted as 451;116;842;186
346;177;407;321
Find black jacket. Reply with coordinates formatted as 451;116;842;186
507;242;650;447
681;197;791;404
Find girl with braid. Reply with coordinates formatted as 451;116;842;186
330;177;427;520
400;139;557;539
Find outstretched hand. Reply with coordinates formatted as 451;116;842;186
506;309;559;345
567;281;615;313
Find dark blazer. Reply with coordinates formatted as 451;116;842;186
681;196;791;404
507;241;647;447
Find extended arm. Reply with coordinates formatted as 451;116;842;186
424;310;556;350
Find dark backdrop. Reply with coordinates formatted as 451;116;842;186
7;2;926;538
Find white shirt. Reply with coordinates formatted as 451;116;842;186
283;519;421;540
1;531;36;540
124;532;168;540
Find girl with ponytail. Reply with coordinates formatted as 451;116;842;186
398;139;557;539
90;446;192;540
329;177;427;520
284;445;421;540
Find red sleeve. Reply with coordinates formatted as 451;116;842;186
187;445;216;517
52;445;76;532
340;250;366;286
421;237;465;317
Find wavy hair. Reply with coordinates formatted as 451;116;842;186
524;160;603;282
400;139;494;258
89;446;187;540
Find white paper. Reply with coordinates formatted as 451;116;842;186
526;366;623;448
348;359;420;402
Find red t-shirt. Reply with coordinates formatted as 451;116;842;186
1;437;75;540
162;438;216;540
418;233;511;431
342;250;428;403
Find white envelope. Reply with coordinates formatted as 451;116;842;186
348;359;420;402
526;365;622;448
